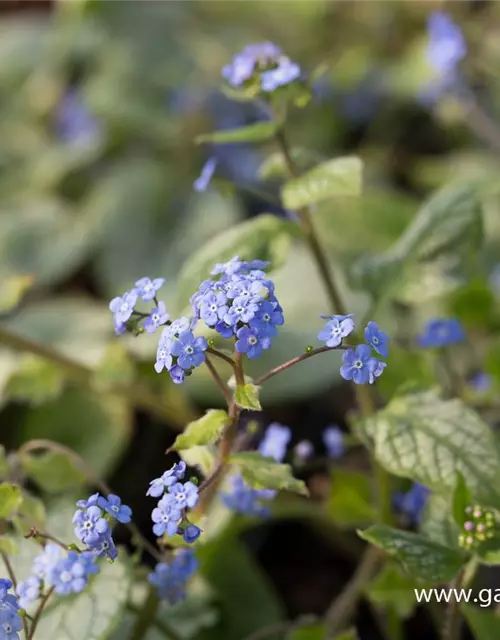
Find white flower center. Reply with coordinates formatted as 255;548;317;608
60;571;72;583
372;336;379;344
176;493;186;502
353;360;363;369
3;624;12;633
263;314;271;322
249;337;258;345
185;346;194;355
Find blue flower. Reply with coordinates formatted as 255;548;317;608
418;318;465;348
15;577;40;610
224;299;259;327
364;321;389;358
97;494;132;524
194;157;217;192
154;336;173;374
394;483;430;525
222;43;300;93
151;495;182;537
162;317;193;339
144;302;170;334
169;365;185;385
55;88;102;147
183;524;202;544
340;344;375;385
47;550;99;596
0;580;18;614
72;506;109;546
134;277;165;302
323;426;344;459
211;256;243;277
249;300;284;337
168;481;199;510
88;532;118;561
170;332;208;370
109;291;137;325
76;493;100;510
318;314;355;347
221;474;276;517
294;440;314;461
470;372;492;393
261;57;301;92
198;291;229;327
147;462;187;497
148;550;198;604
222;43;282;87
32;544;64;581
368;358;387;384
258;423;291;462
427;12;466;76
235;326;271;359
215;321;234;339
0;607;22;640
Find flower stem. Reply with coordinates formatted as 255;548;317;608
0;327;194;429
28;587;54;639
204;356;232;404
442;568;466;640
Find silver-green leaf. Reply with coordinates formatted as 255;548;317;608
172;410;230;451
230;451;308;495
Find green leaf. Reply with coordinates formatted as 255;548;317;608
0;483;22;519
332;632;358;640
178;446;216;477
356;391;500;509
259;148;320;180
420;493;461;550
359;525;467;582
33;555;131;639
196;122;277;144
234;384;262;411
452;473;472;529
12;490;46;536
171;410;230;451
0;274;34;313
93;343;135;389
328;469;376;528
0;446;9;478
20;450;86;493
364;563;418;619
197;537;285;640
176;214;296;309
462;605;500;639
392;180;483;262
282;156;363;209
229;451;308;495
287;621;328;639
348;251;403;300
0;537;19;555
6;356;65;406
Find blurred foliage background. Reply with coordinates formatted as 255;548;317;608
2;1;500;638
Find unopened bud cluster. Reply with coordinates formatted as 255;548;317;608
459;505;496;550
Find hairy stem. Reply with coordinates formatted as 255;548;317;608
0;327;194;429
28;587;54;639
206;347;235;368
204;356;232;404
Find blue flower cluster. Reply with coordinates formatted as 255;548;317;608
222;42;301;93
258;423;291;462
73;493;132;561
417;318;465;349
191;256;284;359
0;579;21;639
317;315;389;385
221;474;276;518
148;549;198;604
109;277;168;336
154;318;208;384
147;462;201;544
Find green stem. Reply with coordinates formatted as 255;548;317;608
442;568;466;640
0;327;194;429
205;356;232;404
28;587;54;639
129;589;182;640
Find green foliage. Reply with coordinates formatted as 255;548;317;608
0;537;19;555
287;622;329;639
229;451;308;495
172;410;230;450
12;490;46;536
20;449;86;493
452;472;472;529
259;148;320;180
420;493;461;550
0;274;34;313
6;356;65;405
0;445;9;478
0;483;22;519
197;538;285;640
179;445;217;477
93;343;135;388
234;383;262;411
462;605;500;640
359;525;468;582
364;563;418;619
281;156;363;209
356;391;500;508
176;214;296;309
328;469;376;528
196;122;277;144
